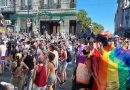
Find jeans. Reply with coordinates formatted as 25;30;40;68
23;70;33;90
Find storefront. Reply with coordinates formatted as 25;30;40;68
10;12;76;35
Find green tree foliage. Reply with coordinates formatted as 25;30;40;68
77;10;92;32
91;22;104;35
77;10;104;34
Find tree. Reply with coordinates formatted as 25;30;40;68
77;10;104;34
91;22;104;35
77;10;92;32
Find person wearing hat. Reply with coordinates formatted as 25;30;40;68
32;53;47;90
11;53;29;90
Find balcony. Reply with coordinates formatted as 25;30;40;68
0;6;15;12
21;5;33;10
39;8;76;14
40;4;61;9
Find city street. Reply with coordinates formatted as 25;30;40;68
1;0;130;90
0;61;75;90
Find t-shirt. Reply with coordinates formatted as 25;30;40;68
24;55;34;70
0;45;7;56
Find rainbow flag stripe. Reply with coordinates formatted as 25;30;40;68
92;45;130;90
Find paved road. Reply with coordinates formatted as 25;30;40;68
0;61;75;90
57;62;75;90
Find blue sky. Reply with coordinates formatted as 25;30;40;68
77;0;117;33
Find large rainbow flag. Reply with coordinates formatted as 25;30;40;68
92;44;130;90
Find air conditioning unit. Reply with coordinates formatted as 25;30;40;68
1;8;4;11
5;20;12;25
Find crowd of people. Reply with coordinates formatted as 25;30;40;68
0;31;130;90
0;32;75;90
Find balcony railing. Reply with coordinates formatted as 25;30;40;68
0;7;15;12
21;5;33;10
40;4;61;9
40;3;76;9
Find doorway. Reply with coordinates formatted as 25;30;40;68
40;21;60;35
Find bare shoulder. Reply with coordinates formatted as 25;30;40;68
48;62;54;68
21;62;25;66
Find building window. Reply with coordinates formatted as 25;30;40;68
48;0;54;9
40;0;61;9
40;0;45;9
70;0;76;8
0;0;8;6
40;0;48;9
57;0;61;8
21;0;32;10
125;0;130;6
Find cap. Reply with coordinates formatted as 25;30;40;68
16;53;22;59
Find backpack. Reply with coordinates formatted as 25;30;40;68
66;50;72;62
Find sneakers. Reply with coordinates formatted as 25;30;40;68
59;80;67;87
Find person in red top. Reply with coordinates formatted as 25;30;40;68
32;54;47;90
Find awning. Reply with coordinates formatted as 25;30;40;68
10;14;35;19
10;12;76;19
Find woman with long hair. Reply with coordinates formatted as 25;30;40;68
59;45;68;87
47;52;56;90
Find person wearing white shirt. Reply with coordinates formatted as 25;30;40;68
0;42;7;74
48;44;59;71
48;44;59;90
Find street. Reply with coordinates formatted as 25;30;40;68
0;61;75;90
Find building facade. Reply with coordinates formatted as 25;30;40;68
9;0;76;35
115;0;130;37
0;0;15;25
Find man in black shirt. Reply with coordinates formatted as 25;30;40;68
23;50;36;90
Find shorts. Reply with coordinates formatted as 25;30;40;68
62;60;68;69
0;56;5;65
1;56;5;61
77;83;88;89
47;75;56;86
33;84;47;90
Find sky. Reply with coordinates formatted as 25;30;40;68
77;0;117;33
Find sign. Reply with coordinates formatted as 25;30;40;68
5;20;12;25
40;15;50;19
27;18;32;27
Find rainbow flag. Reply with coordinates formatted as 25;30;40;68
92;45;130;90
